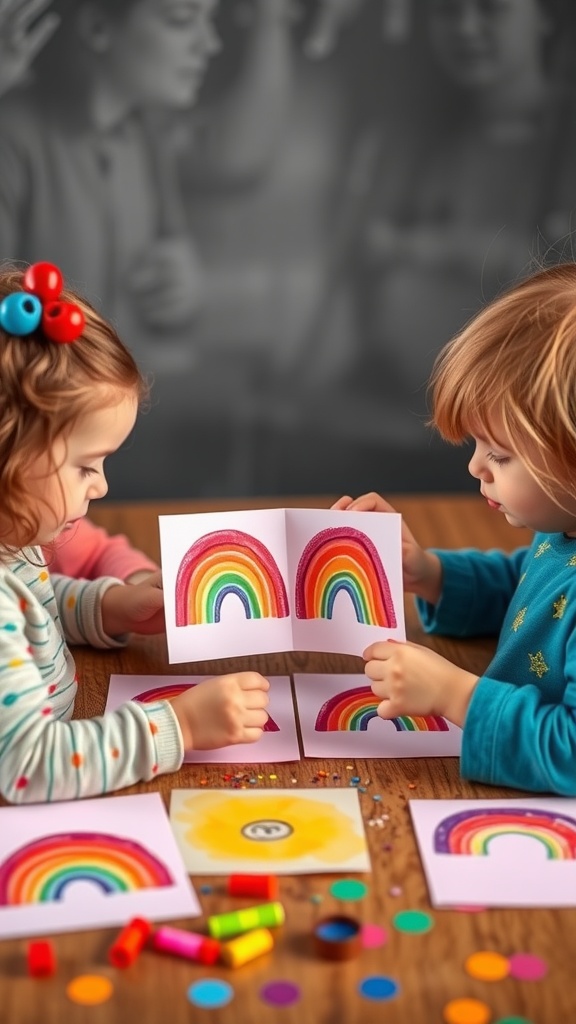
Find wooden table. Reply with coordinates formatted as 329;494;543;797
1;495;572;1023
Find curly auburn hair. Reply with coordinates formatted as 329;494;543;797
430;262;576;504
0;264;148;549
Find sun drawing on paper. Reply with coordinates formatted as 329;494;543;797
315;685;449;732
174;793;366;864
0;832;174;905
174;529;289;626
295;526;396;626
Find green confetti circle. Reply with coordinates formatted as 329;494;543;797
494;1018;533;1024
329;879;368;901
392;909;434;934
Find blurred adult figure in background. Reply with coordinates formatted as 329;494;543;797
0;0;294;497
260;0;576;495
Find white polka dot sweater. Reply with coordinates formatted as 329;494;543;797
0;549;183;803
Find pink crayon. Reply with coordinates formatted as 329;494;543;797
152;926;220;965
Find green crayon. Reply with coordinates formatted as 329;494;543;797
207;901;285;940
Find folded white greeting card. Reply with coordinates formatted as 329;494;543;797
159;507;405;662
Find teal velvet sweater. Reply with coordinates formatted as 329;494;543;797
416;532;576;795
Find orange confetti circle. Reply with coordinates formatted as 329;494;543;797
443;997;492;1024
465;951;510;982
66;974;114;1006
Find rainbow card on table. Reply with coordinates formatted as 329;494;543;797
409;798;576;907
159;507;405;662
105;674;301;762
0;793;200;939
293;674;461;758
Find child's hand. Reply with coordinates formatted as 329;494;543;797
332;492;443;602
101;572;165;636
364;640;479;728
0;0;60;100
170;673;270;750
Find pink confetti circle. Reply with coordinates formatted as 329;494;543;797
361;924;388;949
508;953;548;981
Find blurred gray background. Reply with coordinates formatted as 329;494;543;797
1;0;576;500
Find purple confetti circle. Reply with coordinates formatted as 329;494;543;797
260;981;301;1007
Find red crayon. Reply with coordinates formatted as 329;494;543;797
227;873;279;900
27;940;56;978
108;916;152;968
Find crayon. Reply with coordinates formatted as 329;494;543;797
108;916;152;968
207;901;285;940
227;873;279;900
220;927;274;968
27;940;56;977
152;926;220;965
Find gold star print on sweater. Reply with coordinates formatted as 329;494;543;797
528;651;549;678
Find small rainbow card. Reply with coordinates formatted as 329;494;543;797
0;792;200;939
293;674;462;758
105;675;301;763
410;798;576;907
159;507;405;662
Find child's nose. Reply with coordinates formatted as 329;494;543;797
89;476;108;500
468;450;491;481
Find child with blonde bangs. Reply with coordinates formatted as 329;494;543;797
334;263;576;796
0;262;269;805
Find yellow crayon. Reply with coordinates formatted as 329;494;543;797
208;901;285;940
220;928;274;968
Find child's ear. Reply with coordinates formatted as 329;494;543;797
76;3;112;54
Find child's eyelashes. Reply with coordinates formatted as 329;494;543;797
79;467;97;479
487;452;510;467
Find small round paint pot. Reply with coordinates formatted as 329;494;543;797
313;915;362;960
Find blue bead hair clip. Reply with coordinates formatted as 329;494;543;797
0;262;85;344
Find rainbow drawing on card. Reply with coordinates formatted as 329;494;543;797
314;685;448;732
133;683;279;731
0;832;174;905
294;527;396;627
175;529;289;626
434;808;576;859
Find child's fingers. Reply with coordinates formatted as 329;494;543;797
237;672;270;692
241;725;268;744
330;495;353;509
245;708;270;729
243;689;270;711
376;698;394;719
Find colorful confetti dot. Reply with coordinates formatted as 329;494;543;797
507;953;548;981
465;951;510;981
443;997;491;1024
494;1018;533;1024
393;909;433;934
329;879;368;901
66;975;114;1006
358;976;399;1001
260;981;301;1006
361;924;388;949
187;980;233;1009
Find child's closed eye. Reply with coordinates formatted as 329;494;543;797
487;452;510;466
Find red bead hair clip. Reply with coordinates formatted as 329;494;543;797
0;262;85;344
